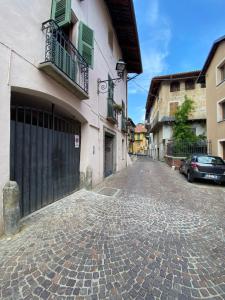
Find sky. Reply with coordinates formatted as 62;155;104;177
128;0;225;124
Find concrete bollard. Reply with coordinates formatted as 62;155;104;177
3;181;20;236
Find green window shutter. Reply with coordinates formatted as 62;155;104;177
78;22;94;68
51;0;71;27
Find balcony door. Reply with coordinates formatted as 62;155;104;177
104;133;114;177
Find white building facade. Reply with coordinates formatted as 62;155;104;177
0;0;142;234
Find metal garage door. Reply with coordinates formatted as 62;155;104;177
10;105;81;217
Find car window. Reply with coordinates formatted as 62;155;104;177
197;156;225;165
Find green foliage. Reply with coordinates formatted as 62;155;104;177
173;96;197;142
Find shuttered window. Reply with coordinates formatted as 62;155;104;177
169;102;179;117
78;22;94;68
51;0;71;27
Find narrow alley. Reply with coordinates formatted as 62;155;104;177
0;159;225;299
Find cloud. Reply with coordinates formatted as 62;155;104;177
147;0;159;25
129;0;172;94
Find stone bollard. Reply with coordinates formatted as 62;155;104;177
3;181;20;236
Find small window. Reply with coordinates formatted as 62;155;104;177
169;102;179;117
220;64;225;82
122;139;125;160
217;100;225;122
51;0;71;27
185;80;195;90
222;102;225;120
108;30;113;52
201;82;206;88
170;81;180;92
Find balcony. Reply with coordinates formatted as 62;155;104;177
39;20;89;100
107;98;117;124
150;112;159;132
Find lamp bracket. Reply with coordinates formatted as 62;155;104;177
97;77;122;94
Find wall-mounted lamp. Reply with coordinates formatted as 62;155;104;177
97;59;126;94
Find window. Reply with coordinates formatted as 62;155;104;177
78;22;94;68
220;64;225;82
51;0;71;27
108;30;113;52
170;81;180;92
222;102;225;120
201;82;206;88
217;100;225;122
136;133;140;140
197;156;225;165
169;102;179;117
185;80;195;90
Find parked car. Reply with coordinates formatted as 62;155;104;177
179;154;225;184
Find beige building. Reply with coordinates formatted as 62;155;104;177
145;71;206;160
0;0;142;235
133;123;148;154
197;36;225;159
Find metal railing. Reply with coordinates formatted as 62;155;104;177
166;140;212;157
107;98;117;121
41;19;89;94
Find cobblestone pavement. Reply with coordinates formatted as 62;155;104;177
1;158;225;300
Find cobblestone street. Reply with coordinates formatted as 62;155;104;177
1;158;225;300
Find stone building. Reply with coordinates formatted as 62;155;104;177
197;35;225;159
0;0;142;235
133;123;148;154
145;71;206;160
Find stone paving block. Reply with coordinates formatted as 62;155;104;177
0;159;225;299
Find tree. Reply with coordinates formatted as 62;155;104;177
173;96;198;142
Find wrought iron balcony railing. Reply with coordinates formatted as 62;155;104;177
107;98;117;124
39;19;89;99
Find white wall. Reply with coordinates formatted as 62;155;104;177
0;0;128;234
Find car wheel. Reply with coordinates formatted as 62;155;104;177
187;171;194;183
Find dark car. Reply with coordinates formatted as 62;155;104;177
179;154;225;184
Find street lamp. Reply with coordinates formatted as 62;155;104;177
97;59;126;94
116;59;126;78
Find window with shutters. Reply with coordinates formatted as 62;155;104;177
220;64;225;82
169;102;179;117
170;81;180;92
78;22;94;68
185;80;195;90
51;0;71;27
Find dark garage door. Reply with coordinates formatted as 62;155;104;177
10;105;81;217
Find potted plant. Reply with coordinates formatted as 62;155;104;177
113;103;123;114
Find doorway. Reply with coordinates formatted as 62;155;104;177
104;133;114;177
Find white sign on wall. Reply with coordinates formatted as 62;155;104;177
75;135;79;148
